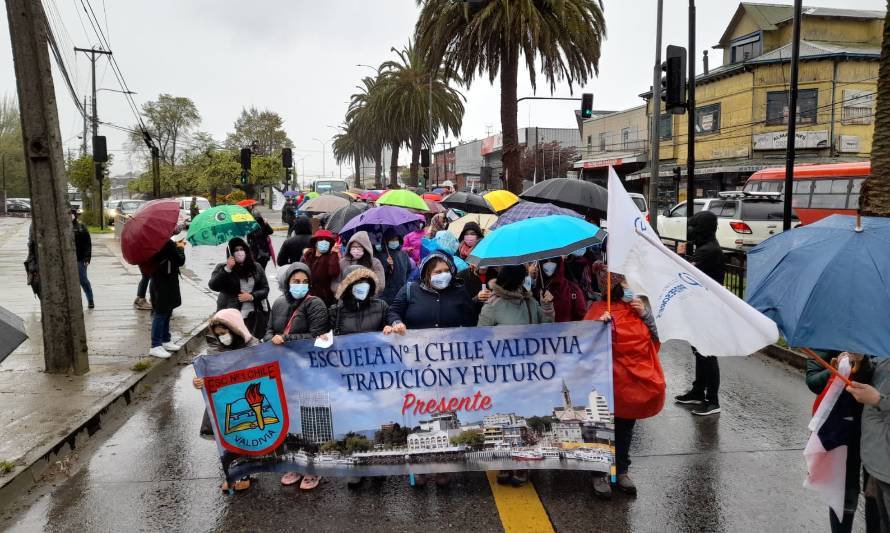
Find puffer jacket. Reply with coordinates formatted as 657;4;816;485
477;281;554;327
386;252;478;329
301;230;340;306
265;262;330;342
337;231;386;295
329;265;389;335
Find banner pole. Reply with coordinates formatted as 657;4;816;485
607;272;612;315
801;348;853;387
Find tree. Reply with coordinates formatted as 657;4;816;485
518;142;579;182
415;0;606;193
377;42;465;186
129;94;201;167
225;107;294;156
450;430;484;449
526;416;554;435
0;94;28;197
67;154;110;225
862;4;890;215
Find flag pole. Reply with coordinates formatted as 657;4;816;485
801;348;853;387
606;272;612;315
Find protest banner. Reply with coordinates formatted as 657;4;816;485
194;321;613;481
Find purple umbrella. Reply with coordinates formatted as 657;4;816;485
489;201;583;230
339;205;425;242
283;191;300;197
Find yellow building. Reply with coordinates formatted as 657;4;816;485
577;3;882;203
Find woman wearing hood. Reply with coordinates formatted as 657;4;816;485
300;229;341;306
278;216;313;266
264;261;330;491
193;309;260;492
533;257;587;322
457;221;483;260
331;266;389;335
385;252;478;334
337;231;386;296
374;230;412;305
208;237;270;340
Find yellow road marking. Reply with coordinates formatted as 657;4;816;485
486;471;555;533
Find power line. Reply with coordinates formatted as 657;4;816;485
43;12;86;118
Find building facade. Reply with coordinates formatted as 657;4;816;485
297;392;334;445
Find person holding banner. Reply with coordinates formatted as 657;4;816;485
337;231;386;297
585;264;665;499
301;229;341;306
330;266;389;336
385;252;478;334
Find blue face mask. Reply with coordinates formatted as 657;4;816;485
621;288;634;303
571;248;586;258
523;276;533;292
374;243;383;252
388;240;400;250
289;283;309;299
316;241;331;254
351;282;371;301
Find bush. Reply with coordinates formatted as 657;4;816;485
222;190;246;204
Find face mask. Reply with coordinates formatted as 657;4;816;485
351;282;371;301
523;276;533;292
374;243;383;252
542;261;558;277
218;333;233;346
571;248;586;258
233;250;247;263
316;241;331;253
463;235;478;247
289;283;309;299
350;247;364;259
388;240;400;250
430;272;452;290
622;288;634;303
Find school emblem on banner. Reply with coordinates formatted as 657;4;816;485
205;362;289;456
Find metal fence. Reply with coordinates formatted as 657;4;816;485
658;237;748;299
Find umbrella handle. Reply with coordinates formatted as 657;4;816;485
801;348;853;387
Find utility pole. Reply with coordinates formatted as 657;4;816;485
74;46;111;226
0;153;6;216
783;0;803;231
81;96;87;156
686;0;696;243
648;0;664;234
7;0;89;374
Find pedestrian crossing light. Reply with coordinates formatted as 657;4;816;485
581;93;594;118
240;170;248;185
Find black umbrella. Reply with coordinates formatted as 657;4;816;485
441;192;495;214
520;178;608;217
0;304;27;364
324;203;370;233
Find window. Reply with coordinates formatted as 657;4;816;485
599;133;606;151
660;114;672;140
792;179;813;208
586;135;592;148
810;178;851;209
621;128;631;149
849;178;864;209
740;200;788;221
730;33;762;63
707;200;738;218
766;89;818;125
842;90;874;125
631;197;648;212
669;201;704;218
695;104;721;135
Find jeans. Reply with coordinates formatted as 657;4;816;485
151;312;171;348
692;347;720;405
614;417;636;474
137;274;149;299
77;261;94;304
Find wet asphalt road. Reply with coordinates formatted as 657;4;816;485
0;338;864;532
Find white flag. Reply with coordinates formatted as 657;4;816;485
606;167;778;356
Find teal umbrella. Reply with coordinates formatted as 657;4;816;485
186;205;259;246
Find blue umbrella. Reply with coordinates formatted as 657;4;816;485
746;214;890;356
489;201;583;230
283;191;300;197
467;215;605;267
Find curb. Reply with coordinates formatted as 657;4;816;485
759;343;808;370
0;320;209;512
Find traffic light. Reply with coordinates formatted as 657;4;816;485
240;170;248;185
420;148;430;168
282;147;293;168
240;148;252;170
92;135;107;162
580;93;594;119
661;45;687;114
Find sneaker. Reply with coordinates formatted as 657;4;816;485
675;390;706;405
592;474;612;499
691;403;721;416
162;341;182;352
616;473;637;496
148;346;171;359
133;298;152;311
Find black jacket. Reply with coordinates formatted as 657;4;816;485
247;214;274;263
691;239;725;284
330;299;388;335
73;221;91;262
387;281;478;329
208;256;270;338
278;235;313;266
149;240;185;314
265;294;329;342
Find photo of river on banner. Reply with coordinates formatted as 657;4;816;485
194;322;616;482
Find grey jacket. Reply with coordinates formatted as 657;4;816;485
264;262;330;342
861;358;890;484
477;282;554;327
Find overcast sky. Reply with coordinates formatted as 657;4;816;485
0;0;885;177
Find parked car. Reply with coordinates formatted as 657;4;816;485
5;198;31;214
600;192;649;229
106;199;146;224
657;191;798;250
176;196;211;222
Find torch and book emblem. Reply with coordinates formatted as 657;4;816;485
223;381;281;435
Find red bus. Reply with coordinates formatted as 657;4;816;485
744;162;868;225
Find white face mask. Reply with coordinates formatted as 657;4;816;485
430;271;452;290
218;333;233;346
233;250;247;264
542;261;558;277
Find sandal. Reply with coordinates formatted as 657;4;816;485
281;472;302;486
221;477;251;492
300;475;321;490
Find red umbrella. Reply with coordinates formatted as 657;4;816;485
121;199;181;265
423;193;443;202
237;199;258;207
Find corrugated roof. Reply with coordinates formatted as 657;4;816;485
747;39;881;63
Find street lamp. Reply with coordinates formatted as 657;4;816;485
296;157;306;189
312;137;327;177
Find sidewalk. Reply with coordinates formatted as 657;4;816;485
0;217;215;507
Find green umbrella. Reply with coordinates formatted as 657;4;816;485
186;205;259;246
377;189;429;212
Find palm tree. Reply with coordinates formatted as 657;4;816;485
861;3;890;216
415;0;606;194
376;42;465;186
332;123;365;189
